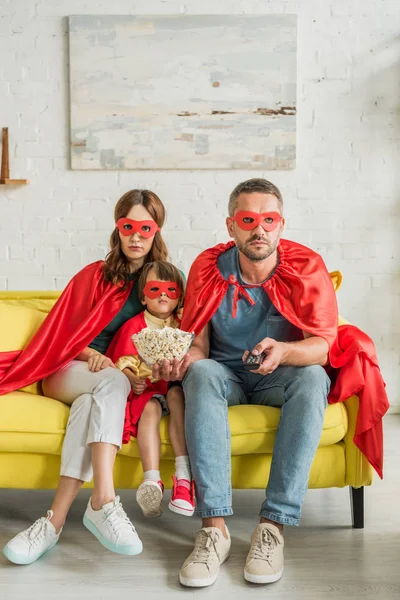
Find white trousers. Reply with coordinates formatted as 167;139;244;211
42;361;130;483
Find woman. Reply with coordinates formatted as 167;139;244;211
2;189;168;565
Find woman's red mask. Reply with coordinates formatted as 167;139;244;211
231;211;282;232
116;218;160;238
143;281;181;300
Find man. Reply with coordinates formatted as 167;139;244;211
154;178;384;587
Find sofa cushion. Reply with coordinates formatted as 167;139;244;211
0;391;348;458
0;292;59;314
0;304;50;394
0;304;47;353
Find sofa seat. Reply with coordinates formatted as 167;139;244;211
0;390;348;459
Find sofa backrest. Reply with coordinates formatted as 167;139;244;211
0;291;60;314
0;292;61;395
0;271;344;395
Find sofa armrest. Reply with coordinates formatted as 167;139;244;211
343;395;374;487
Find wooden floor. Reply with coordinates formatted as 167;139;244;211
1;416;399;600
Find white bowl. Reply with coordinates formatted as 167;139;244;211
131;327;194;367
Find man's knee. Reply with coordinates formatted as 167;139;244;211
185;359;224;383
296;365;330;397
183;359;229;411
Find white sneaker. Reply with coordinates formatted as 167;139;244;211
136;480;164;518
83;496;143;556
2;510;61;565
179;526;231;587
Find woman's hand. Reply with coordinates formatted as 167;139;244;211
87;352;116;373
123;368;147;395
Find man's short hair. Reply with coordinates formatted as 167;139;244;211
228;178;283;216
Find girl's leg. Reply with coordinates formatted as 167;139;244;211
136;398;163;471
166;385;188;458
166;386;195;517
136;399;164;517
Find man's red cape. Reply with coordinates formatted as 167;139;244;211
107;313;168;443
181;240;389;478
0;262;133;395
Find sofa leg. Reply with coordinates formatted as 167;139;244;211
350;486;364;529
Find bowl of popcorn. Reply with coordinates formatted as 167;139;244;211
131;327;195;367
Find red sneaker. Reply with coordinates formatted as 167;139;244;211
168;476;195;517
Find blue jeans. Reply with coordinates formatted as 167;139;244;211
183;359;330;526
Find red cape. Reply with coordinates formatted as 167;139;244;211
107;313;168;442
181;240;389;478
0;262;133;395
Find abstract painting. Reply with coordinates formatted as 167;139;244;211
69;15;297;170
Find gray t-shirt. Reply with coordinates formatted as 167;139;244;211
209;246;302;371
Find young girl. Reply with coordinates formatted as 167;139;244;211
107;260;195;518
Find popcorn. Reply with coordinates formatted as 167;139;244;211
131;327;194;367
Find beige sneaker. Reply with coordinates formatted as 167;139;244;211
179;526;231;587
244;523;284;584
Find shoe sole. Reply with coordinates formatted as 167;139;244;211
179;552;230;587
168;501;195;517
2;538;59;565
136;485;163;518
244;567;284;584
83;515;143;556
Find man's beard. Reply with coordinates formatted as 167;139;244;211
236;235;276;262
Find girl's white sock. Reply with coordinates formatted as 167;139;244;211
143;469;161;482
175;455;191;481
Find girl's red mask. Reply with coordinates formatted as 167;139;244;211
230;211;282;232
143;281;181;300
116;218;160;238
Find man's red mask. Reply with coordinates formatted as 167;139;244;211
231;211;282;232
116;218;160;238
143;281;181;300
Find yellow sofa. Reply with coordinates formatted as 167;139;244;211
0;277;373;528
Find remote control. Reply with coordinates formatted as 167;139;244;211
244;351;267;370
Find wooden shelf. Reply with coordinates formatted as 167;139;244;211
1;128;29;185
0;178;29;185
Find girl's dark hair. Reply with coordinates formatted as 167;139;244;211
103;189;168;285
138;261;185;310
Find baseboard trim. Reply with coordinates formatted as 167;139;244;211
387;406;400;414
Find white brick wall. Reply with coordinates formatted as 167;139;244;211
1;0;399;408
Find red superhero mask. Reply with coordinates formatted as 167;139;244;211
116;218;160;238
230;211;282;232
143;280;181;300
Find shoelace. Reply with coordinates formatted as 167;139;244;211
25;511;54;547
175;479;191;492
102;497;136;536
192;530;221;564
250;527;280;561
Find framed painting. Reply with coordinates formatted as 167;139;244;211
69;15;297;170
